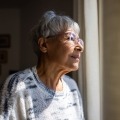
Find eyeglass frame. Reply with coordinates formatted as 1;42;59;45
64;32;84;47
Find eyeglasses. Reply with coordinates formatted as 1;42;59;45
64;32;84;46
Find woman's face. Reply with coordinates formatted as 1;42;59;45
46;28;84;72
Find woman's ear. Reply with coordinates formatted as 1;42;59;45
38;38;47;53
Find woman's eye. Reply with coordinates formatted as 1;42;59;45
69;34;75;41
65;33;76;41
70;36;74;41
67;36;74;41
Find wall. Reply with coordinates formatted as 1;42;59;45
103;0;120;120
0;9;21;85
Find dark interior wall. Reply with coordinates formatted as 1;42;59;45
0;9;21;84
20;0;73;69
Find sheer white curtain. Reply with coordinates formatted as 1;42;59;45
73;0;103;120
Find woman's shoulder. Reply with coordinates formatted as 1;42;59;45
0;67;35;95
63;75;76;82
63;75;83;100
63;75;78;89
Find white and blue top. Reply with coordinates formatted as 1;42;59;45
0;66;84;120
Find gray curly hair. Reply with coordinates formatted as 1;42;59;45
31;10;80;57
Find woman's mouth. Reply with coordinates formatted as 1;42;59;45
71;55;80;61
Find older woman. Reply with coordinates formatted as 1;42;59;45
0;11;84;120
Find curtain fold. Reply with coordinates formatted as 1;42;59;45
84;0;101;120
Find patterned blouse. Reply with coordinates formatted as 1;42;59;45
0;66;84;120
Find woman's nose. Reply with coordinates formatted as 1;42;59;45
79;38;84;47
75;39;84;52
75;45;84;52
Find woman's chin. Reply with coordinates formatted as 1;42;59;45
70;64;79;71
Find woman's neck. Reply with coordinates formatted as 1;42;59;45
36;62;67;91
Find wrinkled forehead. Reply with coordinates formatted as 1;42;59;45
65;28;79;37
